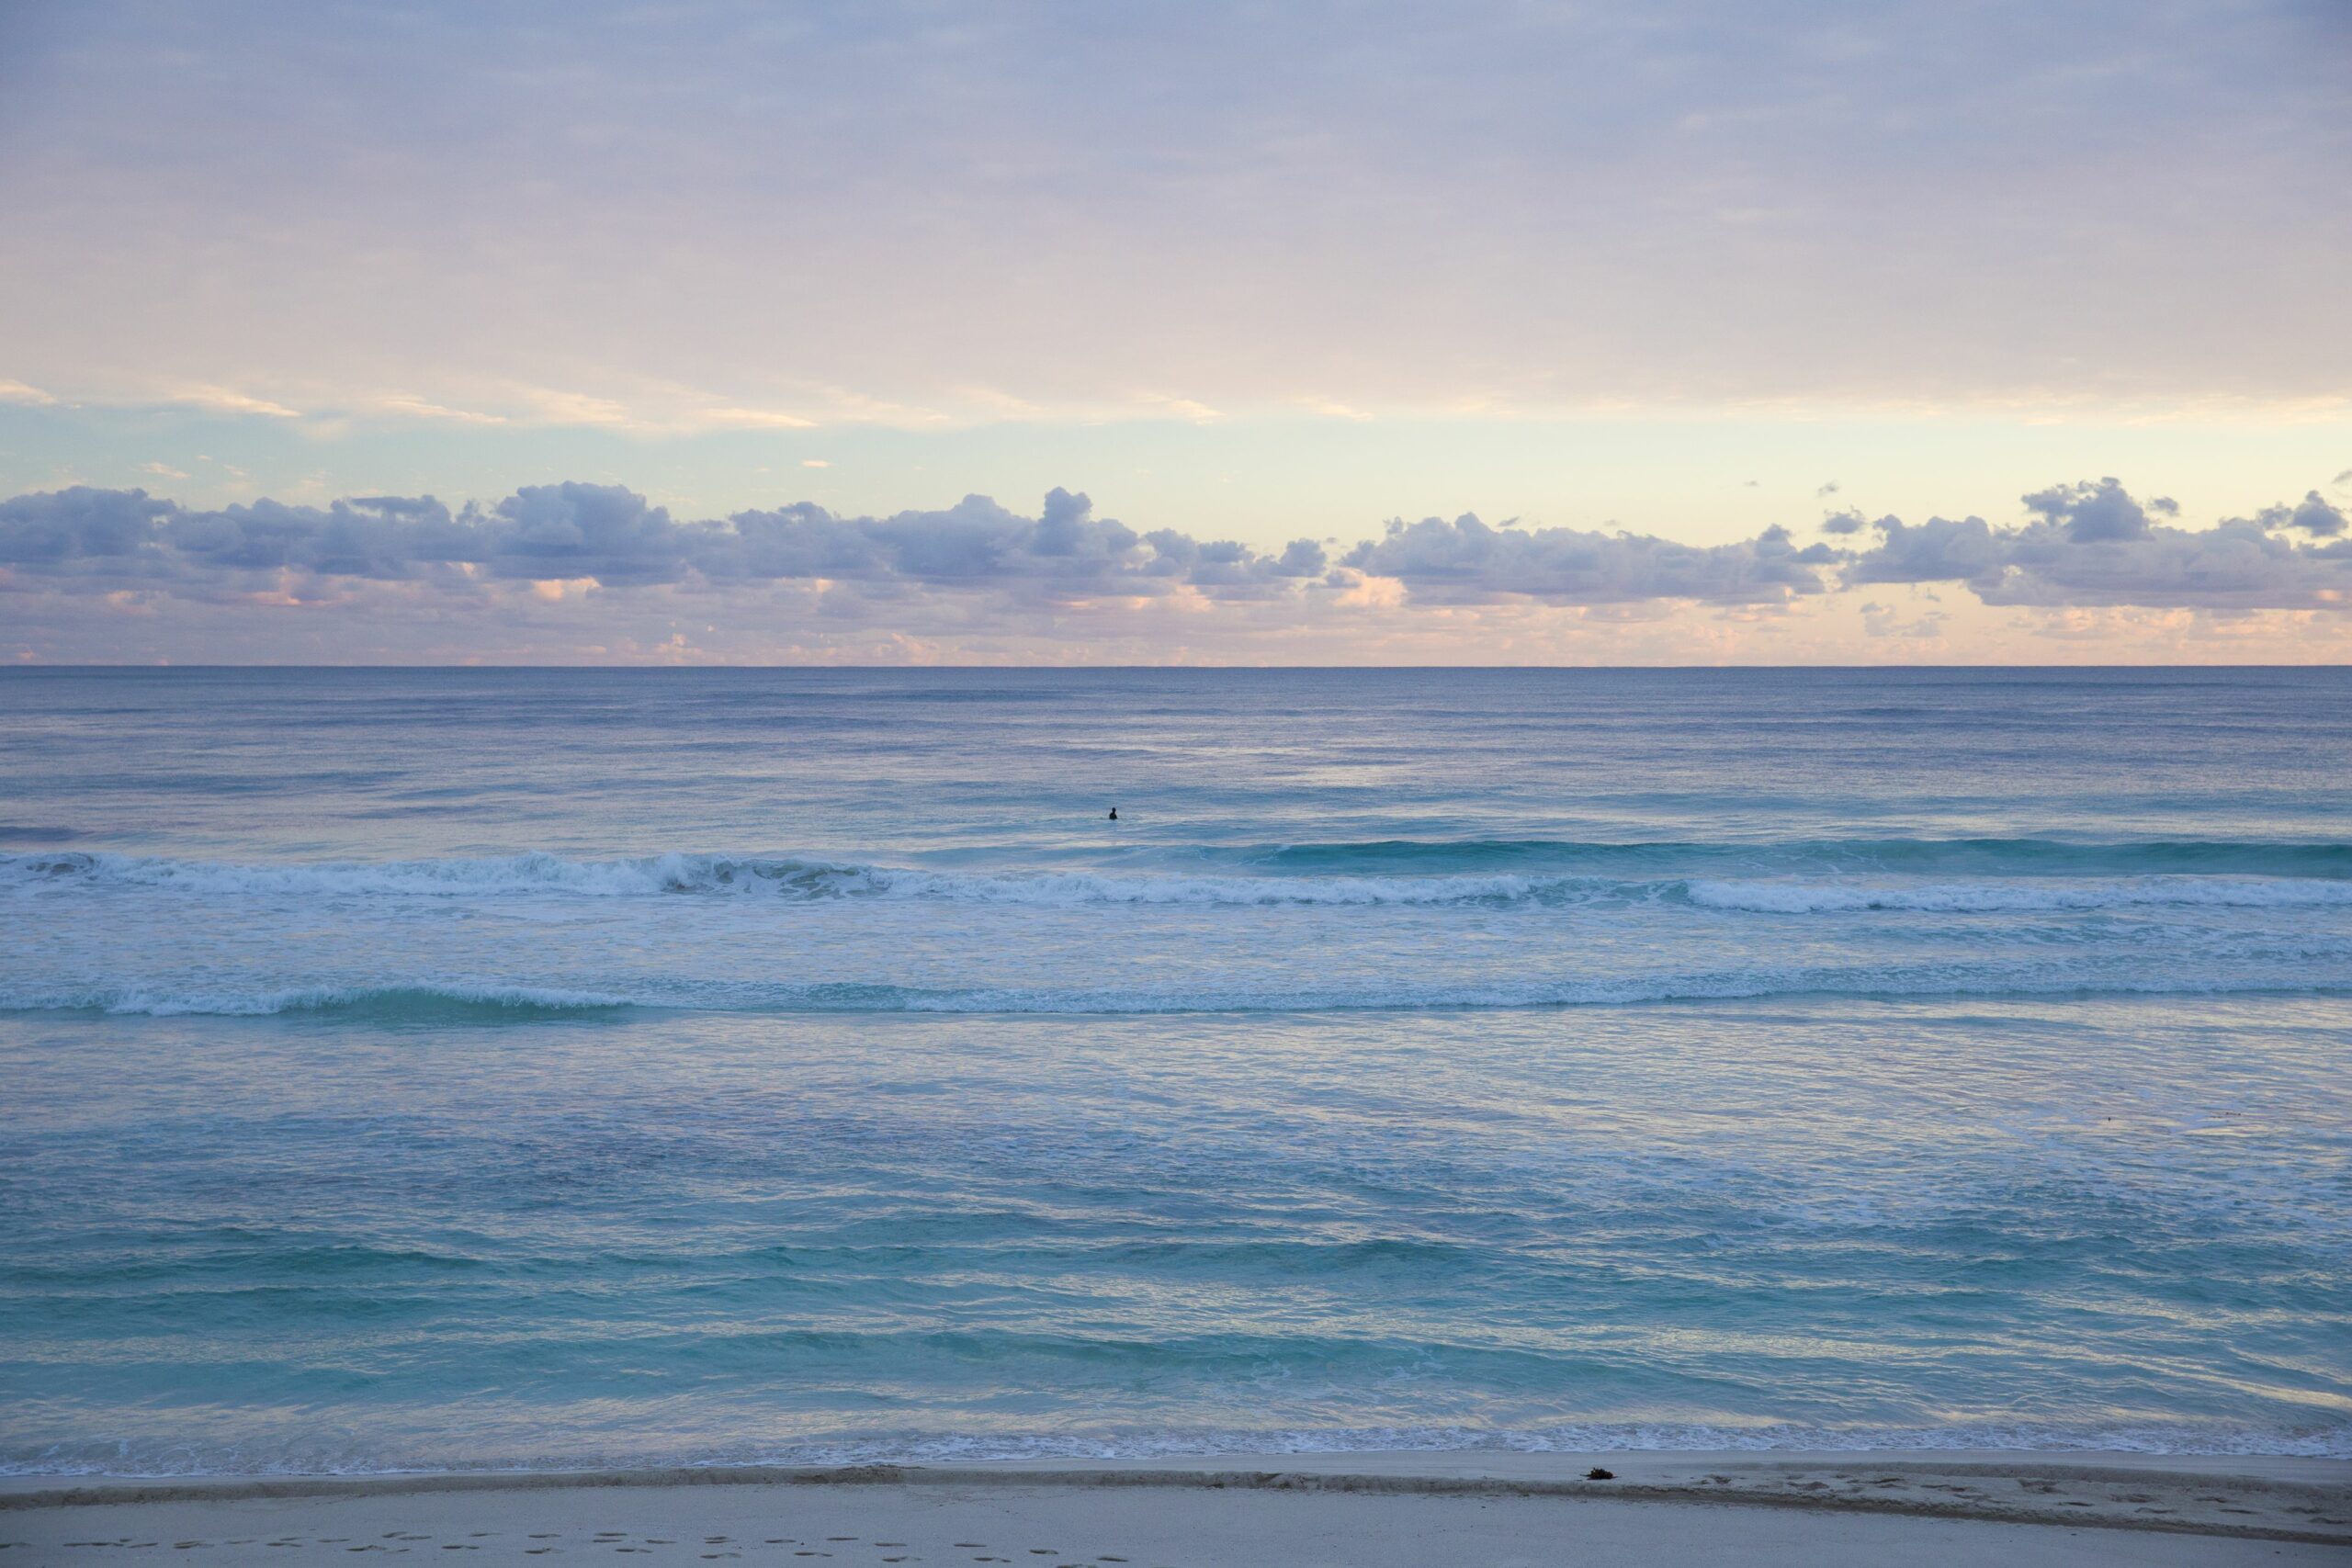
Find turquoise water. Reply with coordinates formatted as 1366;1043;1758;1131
1;667;2347;1473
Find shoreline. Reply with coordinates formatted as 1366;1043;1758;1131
6;1449;2346;1564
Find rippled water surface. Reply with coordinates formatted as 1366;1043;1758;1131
2;667;2347;1472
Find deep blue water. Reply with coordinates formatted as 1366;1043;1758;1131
1;666;2347;1474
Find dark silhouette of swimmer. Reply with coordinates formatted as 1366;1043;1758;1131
1107;807;1118;820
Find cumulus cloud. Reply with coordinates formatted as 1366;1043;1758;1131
2252;491;2347;537
1340;515;1837;604
0;483;1834;612
1;487;173;569
1847;478;2352;609
10;478;2351;642
2018;477;2178;541
0;483;1339;605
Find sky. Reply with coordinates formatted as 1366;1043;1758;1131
2;0;2348;664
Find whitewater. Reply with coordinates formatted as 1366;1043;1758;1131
2;666;2347;1476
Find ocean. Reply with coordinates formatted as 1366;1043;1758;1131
1;665;2346;1476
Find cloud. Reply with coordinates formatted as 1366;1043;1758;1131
1847;513;2007;584
2250;491;2347;537
1133;395;1223;423
693;406;819;431
1340;514;1836;604
1860;599;1947;639
7;0;2349;427
0;488;176;567
12;477;2352;650
170;385;302;419
1294;397;1371;421
2018;477;2178;542
0;379;58;405
0;483;1337;606
372;393;507;425
1846;478;2352;609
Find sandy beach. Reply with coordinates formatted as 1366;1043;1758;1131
6;1451;2346;1567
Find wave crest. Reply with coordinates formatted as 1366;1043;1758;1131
9;849;2352;914
1686;877;2352;914
4;969;2340;1019
0;983;633;1019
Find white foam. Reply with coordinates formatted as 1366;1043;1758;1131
6;1418;2345;1478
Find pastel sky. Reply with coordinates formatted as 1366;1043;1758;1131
3;0;2348;663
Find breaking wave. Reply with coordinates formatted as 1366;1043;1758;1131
0;983;635;1020
4;969;2340;1019
7;848;2350;913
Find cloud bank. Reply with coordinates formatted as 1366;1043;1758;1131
4;477;2348;663
3;483;1839;608
0;485;1291;596
1340;515;1838;604
6;1;2349;423
1845;478;2352;610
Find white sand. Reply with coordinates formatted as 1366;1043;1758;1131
5;1451;2346;1567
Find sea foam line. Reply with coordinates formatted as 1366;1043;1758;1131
6;1418;2346;1478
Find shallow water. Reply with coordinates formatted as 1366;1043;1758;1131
2;667;2347;1473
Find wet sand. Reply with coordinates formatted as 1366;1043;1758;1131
5;1450;2346;1566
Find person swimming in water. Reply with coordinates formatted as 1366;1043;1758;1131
1107;807;1118;820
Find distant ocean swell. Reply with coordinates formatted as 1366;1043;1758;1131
6;969;2346;1018
8;848;2352;911
6;671;2349;1483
